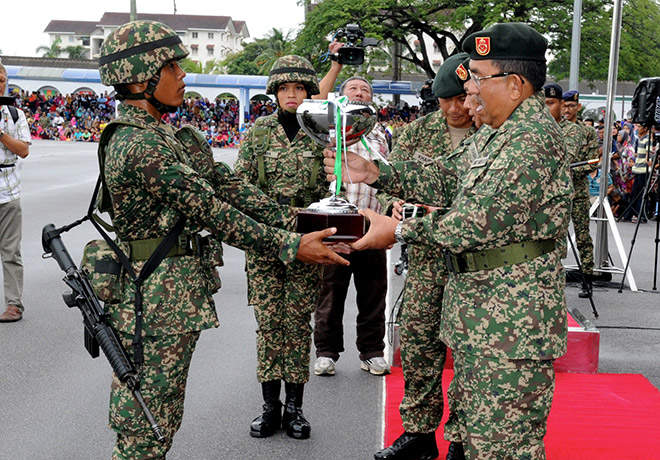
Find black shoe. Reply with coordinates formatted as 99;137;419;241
446;441;466;460
374;432;438;460
282;382;311;439
578;279;592;298
250;380;282;438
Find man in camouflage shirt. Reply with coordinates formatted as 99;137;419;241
98;21;346;459
324;23;573;459
562;90;599;297
374;53;476;460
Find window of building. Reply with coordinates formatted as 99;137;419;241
69;36;75;42
208;48;214;56
82;37;90;46
208;32;214;39
192;32;198;38
192;48;198;56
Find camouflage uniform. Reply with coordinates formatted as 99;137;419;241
377;111;475;434
570;120;599;274
234;112;327;383
100;21;302;459
374;93;573;458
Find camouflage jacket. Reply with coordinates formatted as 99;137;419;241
234;112;328;207
377;111;475;283
572;119;600;194
104;104;300;335
375;93;574;360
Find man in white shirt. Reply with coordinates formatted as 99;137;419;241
0;62;30;323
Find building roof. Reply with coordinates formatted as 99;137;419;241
98;12;241;33
43;20;98;35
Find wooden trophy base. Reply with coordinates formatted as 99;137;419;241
296;211;365;242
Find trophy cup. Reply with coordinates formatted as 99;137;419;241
295;97;378;242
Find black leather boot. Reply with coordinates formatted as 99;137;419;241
373;431;438;460
282;382;311;439
578;279;593;298
250;380;282;438
446;441;466;460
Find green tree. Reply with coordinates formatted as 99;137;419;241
180;58;223;74
255;28;295;74
222;28;294;75
64;45;88;59
36;37;63;58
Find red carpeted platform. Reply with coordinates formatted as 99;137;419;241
384;368;660;459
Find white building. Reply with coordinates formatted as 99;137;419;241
43;12;249;65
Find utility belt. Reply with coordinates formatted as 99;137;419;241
0;163;16;169
128;233;205;261
276;194;320;208
444;239;556;274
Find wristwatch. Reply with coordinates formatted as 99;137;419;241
394;219;406;244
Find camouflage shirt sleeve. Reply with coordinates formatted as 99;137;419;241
110;126;300;264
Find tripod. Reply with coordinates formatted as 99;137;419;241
619;131;660;292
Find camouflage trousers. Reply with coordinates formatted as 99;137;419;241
110;331;200;460
445;352;555;460
398;275;448;433
572;192;594;274
246;252;322;384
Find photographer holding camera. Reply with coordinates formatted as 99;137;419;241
0;62;30;323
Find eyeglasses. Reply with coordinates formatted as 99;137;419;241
468;70;524;87
564;103;579;109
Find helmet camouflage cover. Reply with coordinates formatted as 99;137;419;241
266;55;320;95
99;20;189;86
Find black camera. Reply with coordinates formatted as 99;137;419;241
631;77;660;126
332;24;379;66
417;79;439;115
402;204;426;220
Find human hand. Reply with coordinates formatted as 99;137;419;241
350;209;398;251
297;228;351;265
323;148;380;184
391;200;405;220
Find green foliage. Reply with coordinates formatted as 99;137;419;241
36;37;63;58
222;28;294;75
64;45;88;59
180;58;223;74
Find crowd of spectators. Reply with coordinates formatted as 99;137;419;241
8;88;426;149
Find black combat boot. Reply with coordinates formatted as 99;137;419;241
578;279;593;298
373;431;438;460
446;441;466;460
282;382;311;439
250;380;282;438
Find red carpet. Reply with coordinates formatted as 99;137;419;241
384;368;660;459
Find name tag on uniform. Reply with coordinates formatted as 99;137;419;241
469;143;489;168
413;152;433;163
263;151;279;159
302;150;316;158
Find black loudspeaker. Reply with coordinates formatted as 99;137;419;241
630;77;660;125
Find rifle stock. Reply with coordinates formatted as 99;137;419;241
42;223;166;444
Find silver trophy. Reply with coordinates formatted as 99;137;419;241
295;98;378;241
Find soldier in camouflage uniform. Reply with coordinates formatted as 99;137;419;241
562;90;599;297
234;55;328;440
98;22;346;459
325;23;573;460
374;53;476;460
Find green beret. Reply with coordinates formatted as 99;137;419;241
432;52;470;98
463;23;547;62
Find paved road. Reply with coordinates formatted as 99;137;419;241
1;140;659;460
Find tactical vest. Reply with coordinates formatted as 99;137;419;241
251;123;324;208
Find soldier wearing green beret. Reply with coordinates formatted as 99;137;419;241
373;52;476;460
323;22;573;459
98;23;346;459
562;90;599;297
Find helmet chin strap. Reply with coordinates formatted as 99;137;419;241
117;71;179;114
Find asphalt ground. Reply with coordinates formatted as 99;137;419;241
0;140;658;460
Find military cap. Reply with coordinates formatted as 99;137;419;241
432;52;470;98
543;83;564;99
463;23;547;62
266;55;319;95
563;90;580;102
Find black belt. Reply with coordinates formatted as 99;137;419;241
444;239;556;274
0;164;16;169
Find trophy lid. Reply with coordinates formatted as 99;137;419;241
296;99;377;146
305;196;359;214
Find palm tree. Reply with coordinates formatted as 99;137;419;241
179;58;223;75
255;28;294;75
36;37;63;58
65;45;88;59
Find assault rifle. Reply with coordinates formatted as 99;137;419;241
42;223;166;443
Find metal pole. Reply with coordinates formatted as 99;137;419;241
569;0;582;91
130;0;137;22
595;0;624;269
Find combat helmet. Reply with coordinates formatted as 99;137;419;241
99;20;189;86
266;55;320;96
